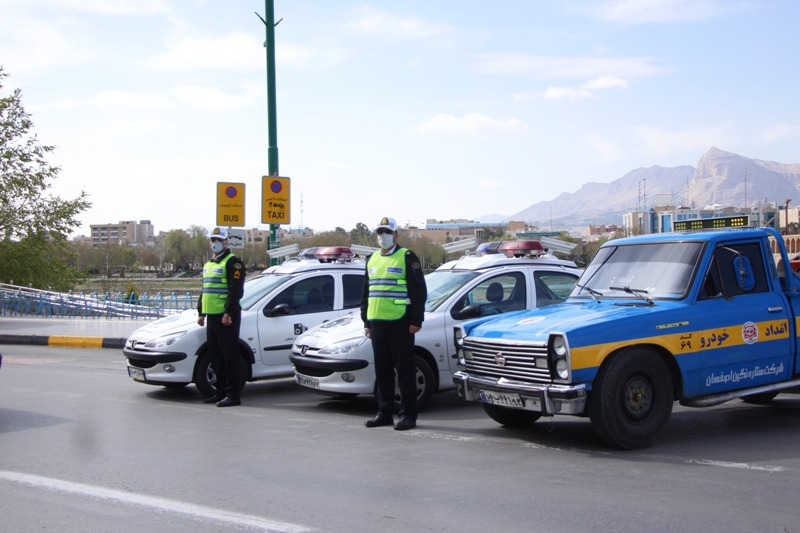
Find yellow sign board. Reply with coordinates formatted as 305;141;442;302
262;176;291;224
216;182;246;227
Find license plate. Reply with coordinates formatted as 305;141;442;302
128;367;145;381
296;374;319;389
478;390;525;408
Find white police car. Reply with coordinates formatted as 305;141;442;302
290;240;581;408
124;247;367;397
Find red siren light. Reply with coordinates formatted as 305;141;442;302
497;240;545;257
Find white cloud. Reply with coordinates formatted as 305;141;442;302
172;84;261;111
587;137;622;162
344;5;451;39
0;18;105;72
543;86;593;100
413;113;531;137
0;0;170;14
637;125;738;157
148;31;264;71
95;90;170;110
582;0;731;24
759;124;800;144
583;74;628;89
512;92;536;102
480;179;505;189
475;53;666;79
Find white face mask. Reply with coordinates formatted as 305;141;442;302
210;240;225;254
377;232;394;250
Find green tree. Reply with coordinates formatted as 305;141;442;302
187;225;209;269
164;229;190;270
0;67;91;289
349;222;373;246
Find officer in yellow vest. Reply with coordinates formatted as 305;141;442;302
361;217;427;430
197;227;246;407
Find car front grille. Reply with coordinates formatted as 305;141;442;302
462;338;552;384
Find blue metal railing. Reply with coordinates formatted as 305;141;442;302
0;283;195;319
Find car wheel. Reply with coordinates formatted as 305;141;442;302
742;391;778;405
481;403;541;427
588;346;673;450
393;355;435;411
193;350;248;398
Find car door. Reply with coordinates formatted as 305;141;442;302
444;271;528;373
689;240;792;396
258;274;341;366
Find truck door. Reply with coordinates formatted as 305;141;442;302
690;241;791;396
258;274;340;367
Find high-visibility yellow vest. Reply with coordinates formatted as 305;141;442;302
366;248;409;321
201;254;233;315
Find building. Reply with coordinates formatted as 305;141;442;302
90;220;154;247
623;200;779;236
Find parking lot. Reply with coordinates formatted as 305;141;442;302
1;343;800;532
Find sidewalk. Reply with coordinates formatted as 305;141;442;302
0;316;154;349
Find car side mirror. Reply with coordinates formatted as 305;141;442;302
452;303;482;320
264;302;290;317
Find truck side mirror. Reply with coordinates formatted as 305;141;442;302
264;302;290;317
733;255;756;292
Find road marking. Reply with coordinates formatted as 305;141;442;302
0;471;312;533
685;459;785;472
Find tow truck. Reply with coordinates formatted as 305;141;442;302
290;239;581;408
124;246;366;396
453;218;800;448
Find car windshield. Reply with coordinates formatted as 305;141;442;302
424;270;481;312
571;241;704;300
239;274;292;310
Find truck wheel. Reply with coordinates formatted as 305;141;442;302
393;355;435;411
742;392;778;405
481;403;541;427
193;351;247;398
588;347;673;450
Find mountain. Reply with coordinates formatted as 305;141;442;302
505;147;800;234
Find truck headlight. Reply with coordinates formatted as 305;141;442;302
319;336;368;355
145;331;187;349
453;327;464;348
547;333;571;382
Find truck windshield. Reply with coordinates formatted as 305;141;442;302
424;270;480;312
571;242;704;300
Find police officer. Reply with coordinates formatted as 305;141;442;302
197;227;246;407
361;217;427;430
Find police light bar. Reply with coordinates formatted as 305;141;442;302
351;244;379;257
540;237;577;254
267;243;300;260
441;237;478;255
497;240;544;257
314;246;354;262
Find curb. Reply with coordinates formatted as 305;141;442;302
0;335;126;350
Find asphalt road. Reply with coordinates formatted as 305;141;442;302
1;344;800;532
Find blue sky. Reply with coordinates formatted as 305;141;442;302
1;0;798;238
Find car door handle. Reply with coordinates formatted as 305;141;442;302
768;306;784;313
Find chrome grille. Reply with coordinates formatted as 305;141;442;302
462;337;552;384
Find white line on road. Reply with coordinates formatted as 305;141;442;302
685;459;785;472
0;471;312;533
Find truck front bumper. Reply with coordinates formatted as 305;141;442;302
453;371;587;416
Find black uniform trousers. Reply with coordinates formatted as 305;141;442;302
370;317;417;420
206;311;242;400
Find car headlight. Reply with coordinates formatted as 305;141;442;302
547;333;571;382
318;336;368;356
145;331;188;349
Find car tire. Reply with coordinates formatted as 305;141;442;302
588;346;673;450
193;350;247;398
393;355;435;411
481;403;541;427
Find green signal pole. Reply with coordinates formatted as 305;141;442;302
263;0;280;265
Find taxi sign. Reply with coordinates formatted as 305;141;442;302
262;176;291;224
216;182;245;227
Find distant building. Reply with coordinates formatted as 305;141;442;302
623;200;778;235
411;219;508;244
90;220;154;247
586;224;620;242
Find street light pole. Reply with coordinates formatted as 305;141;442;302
262;0;281;264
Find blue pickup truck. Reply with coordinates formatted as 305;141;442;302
453;224;800;449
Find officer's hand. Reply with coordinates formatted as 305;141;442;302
364;328;371;339
222;315;232;326
197;316;205;326
409;325;421;334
